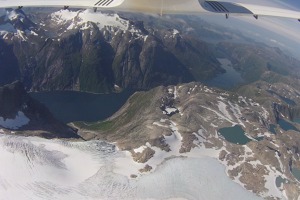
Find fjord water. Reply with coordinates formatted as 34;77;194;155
30;90;133;123
206;58;244;90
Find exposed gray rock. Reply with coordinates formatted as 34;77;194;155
74;81;300;199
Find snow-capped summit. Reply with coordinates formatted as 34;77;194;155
5;9;26;22
0;9;38;40
50;9;130;31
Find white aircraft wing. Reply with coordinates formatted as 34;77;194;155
200;1;300;20
0;0;125;9
0;0;299;20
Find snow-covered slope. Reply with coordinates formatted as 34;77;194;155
0;134;261;200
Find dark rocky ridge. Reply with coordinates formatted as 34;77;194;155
1;9;299;93
0;9;225;93
0;81;80;139
273;103;300;122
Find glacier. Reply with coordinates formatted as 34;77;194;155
0;134;262;200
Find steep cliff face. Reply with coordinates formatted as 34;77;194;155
0;9;224;93
0;81;79;138
273;103;300;121
0;80;28;119
0;39;20;86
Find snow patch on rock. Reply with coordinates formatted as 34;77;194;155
217;101;233;121
0;111;30;130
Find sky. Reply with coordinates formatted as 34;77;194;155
0;0;299;58
275;0;300;9
201;0;300;59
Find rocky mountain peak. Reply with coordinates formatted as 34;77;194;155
5;9;36;31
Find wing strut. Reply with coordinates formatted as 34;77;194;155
160;0;164;16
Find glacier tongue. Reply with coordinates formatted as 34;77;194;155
0;134;262;200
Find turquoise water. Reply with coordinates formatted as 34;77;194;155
218;125;252;145
30;90;133;123
278;119;298;132
275;176;287;187
292;168;300;182
293;118;300;124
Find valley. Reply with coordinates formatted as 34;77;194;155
1;80;300;199
0;7;300;200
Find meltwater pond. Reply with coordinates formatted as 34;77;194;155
275;176;287;188
292;168;300;182
30;90;133;123
278;119;298;132
218;125;252;145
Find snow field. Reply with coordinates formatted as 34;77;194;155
0;134;262;200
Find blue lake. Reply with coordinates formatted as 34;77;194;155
278;119;298;132
218;125;251;145
30;90;134;123
292;168;300;182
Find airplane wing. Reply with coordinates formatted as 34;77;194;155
0;0;125;9
200;1;300;20
0;0;299;21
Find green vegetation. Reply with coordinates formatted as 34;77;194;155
78;39;116;93
75;121;115;132
74;89;155;133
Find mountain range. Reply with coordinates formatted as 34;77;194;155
0;8;299;93
0;7;300;200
